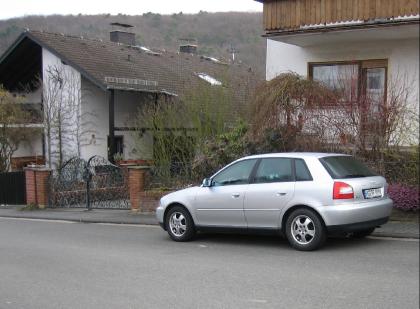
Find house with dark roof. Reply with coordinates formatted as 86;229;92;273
0;27;258;169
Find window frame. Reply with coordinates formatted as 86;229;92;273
248;157;297;184
211;158;258;187
308;59;388;107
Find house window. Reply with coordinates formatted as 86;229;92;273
309;59;388;107
311;63;359;101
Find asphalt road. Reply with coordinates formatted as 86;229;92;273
0;218;418;309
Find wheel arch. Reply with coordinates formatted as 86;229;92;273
281;204;326;233
163;202;195;229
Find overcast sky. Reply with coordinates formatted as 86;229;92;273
0;0;263;20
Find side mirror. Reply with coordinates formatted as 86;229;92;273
202;178;212;187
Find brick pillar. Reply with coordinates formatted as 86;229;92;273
24;167;52;209
128;166;149;211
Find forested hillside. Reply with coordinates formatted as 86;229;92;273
0;12;266;76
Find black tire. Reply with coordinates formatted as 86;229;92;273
165;206;196;242
285;208;326;251
352;228;375;238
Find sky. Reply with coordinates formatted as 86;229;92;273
0;0;263;20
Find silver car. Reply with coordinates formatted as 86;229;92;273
156;153;393;251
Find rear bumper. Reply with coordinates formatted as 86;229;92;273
318;197;393;227
327;217;389;233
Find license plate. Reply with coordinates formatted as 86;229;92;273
363;188;382;199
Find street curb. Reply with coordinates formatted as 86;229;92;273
371;232;419;239
0;215;158;226
1;215;418;239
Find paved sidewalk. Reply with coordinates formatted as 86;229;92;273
0;206;418;239
0;206;157;225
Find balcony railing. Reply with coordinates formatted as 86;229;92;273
260;0;419;32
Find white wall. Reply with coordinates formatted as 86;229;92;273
267;38;419;83
79;80;154;161
42;48;82;167
79;78;108;160
266;35;419;145
114;90;154;160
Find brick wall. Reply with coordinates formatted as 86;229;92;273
127;167;173;212
128;168;146;211
24;167;51;208
138;190;171;212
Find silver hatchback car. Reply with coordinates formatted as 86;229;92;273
156;153;393;250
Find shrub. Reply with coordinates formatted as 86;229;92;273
388;184;419;212
192;121;250;179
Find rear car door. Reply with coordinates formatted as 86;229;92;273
244;158;295;229
194;159;258;227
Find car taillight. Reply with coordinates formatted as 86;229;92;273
333;182;354;199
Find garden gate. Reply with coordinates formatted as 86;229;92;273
48;156;130;209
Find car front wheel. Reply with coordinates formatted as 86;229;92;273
285;208;326;251
165;206;195;242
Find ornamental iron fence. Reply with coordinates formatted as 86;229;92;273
48;156;130;209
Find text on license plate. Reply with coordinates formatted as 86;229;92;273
363;188;382;199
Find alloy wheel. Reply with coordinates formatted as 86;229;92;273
169;212;187;237
291;215;316;245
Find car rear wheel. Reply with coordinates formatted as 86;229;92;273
285;208;326;251
165;206;195;242
352;227;375;238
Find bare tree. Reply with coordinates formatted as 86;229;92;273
249;72;337;152
42;65;83;168
312;69;419;158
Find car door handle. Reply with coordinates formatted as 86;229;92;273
232;193;240;198
276;192;287;196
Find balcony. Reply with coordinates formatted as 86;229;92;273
257;0;419;36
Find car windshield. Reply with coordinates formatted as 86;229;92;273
319;156;376;179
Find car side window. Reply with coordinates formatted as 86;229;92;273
253;158;293;183
212;159;257;186
295;159;313;181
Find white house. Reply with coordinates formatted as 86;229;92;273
256;0;419;146
0;26;257;170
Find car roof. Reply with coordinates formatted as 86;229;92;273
240;152;350;160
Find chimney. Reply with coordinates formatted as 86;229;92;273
110;22;135;46
178;38;198;54
179;44;197;54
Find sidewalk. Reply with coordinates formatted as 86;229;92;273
0;206;157;225
0;206;418;239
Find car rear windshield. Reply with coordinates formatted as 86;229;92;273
319;156;376;179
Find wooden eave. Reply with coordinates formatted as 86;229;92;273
263;18;420;37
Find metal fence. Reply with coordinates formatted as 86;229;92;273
48;156;130;209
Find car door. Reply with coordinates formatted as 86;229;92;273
244;158;295;229
194;159;258;228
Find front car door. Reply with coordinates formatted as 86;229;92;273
244;158;295;229
194;159;258;228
